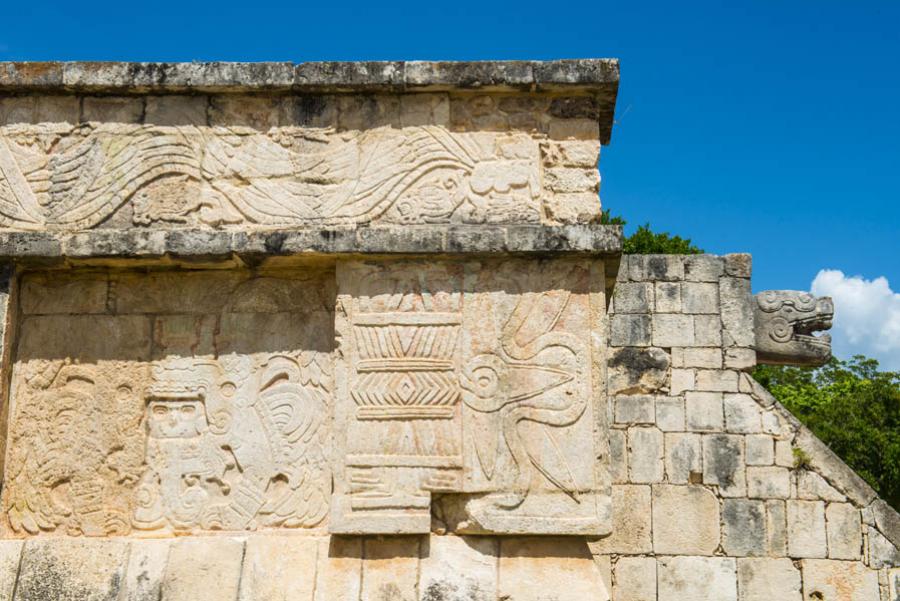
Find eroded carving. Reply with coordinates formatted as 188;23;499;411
754;290;834;367
333;260;609;535
0;124;541;230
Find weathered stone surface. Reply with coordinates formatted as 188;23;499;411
787;500;828;558
686;391;724;431
615;395;656;424
498;538;610;601
724;393;761;433
801;559;879;601
238;536;319;601
720;277;754;348
747;466;791;499
419;536;497;601
665;433;702;484
361;538;420;601
613;556;655;601
657;556;737;601
161;538;244;600
826;503;862;560
0;540;23;600
652;485;720;555
611;314;652;347
766;500;788;556
656;397;685;431
314;537;362;601
628;427;664;483
608;347;670;395
589;485;651;554
15;538;128;601
745;435;774;466
121;539;170;601
703;434;746;496
723;499;766;556
736;558;801;601
868;526;900;569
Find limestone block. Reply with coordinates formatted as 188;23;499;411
724;253;752;278
656;397;685;431
419;536;498;601
611;314;651;346
589;485;652;554
766;500;788;555
0;540;23;600
652;485;720;555
613;556;656;601
693;314;723;346
543;192;602;225
723;499;766;556
665;433;702;484
548;118;600;140
801;559;879;601
746;435;774;466
657;556;737;601
0;95;79;125
672;347;722;369
652;314;695;347
797;470;847;503
608;347;670;395
161;538;244;601
703;434;746;497
787;500;828;558
670;368;695;395
361;538;420;601
826;503;862;560
654;282;681;312
776;439;795;467
498;538;610;601
144;95;208;126
747;466;791;499
82;96;144;123
543;167;600;193
684;255;724;282
629;427;664;483
736;558;801;601
609;429;628;483
540;140;600;167
645;255;685;281
612;282;652;314
682;282;719;314
695;369;739;392
209;95;288;129
724;393;762;433
14;538;128;601
720;277;754;348
238;536;319;601
686;391;724;431
868;526;900;569
121;539;170;601
724;347;757;370
20;271;110;314
314;537;362;601
615;395;656;424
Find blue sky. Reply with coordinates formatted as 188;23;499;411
1;1;898;366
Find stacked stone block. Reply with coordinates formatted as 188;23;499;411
603;253;899;601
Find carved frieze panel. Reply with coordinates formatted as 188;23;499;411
332;259;610;535
0;124;548;231
3;270;334;537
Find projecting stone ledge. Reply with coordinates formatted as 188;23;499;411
0;224;623;262
0;59;619;94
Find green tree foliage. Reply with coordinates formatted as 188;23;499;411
754;357;900;508
600;210;703;254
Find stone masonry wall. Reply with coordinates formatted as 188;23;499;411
601;253;900;601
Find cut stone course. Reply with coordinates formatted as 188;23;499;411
652;485;720;555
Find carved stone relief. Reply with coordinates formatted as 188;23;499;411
332;259;610;535
753;290;834;367
3;270;334;536
0;124;543;230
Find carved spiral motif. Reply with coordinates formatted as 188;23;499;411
768;316;794;343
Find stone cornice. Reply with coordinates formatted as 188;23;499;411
0;59;619;95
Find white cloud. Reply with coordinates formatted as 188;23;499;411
811;269;900;370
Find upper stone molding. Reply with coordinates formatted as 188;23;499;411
0;59;619;95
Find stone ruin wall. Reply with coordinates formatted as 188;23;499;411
0;60;895;601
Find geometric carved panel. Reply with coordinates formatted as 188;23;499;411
332;259;610;535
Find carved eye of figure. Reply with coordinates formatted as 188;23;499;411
152;405;168;417
180;405;196;416
220;382;236;398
